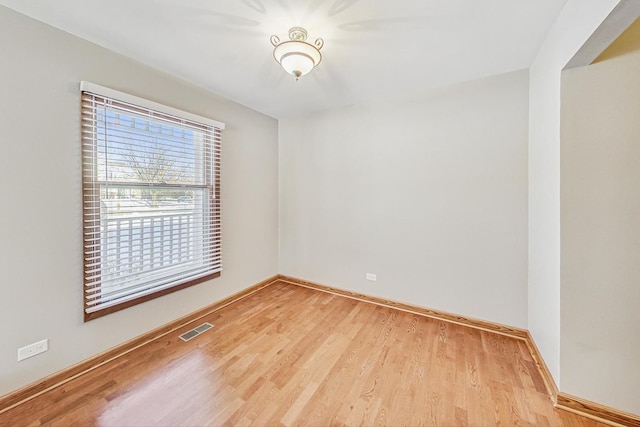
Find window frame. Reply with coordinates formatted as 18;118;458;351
80;82;224;321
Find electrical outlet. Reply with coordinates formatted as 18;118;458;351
366;273;377;281
17;339;48;361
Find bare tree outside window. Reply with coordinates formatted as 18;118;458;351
125;142;189;207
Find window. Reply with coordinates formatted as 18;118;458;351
81;82;224;321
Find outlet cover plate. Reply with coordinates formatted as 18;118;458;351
18;339;49;361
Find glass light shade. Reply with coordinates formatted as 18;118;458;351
281;53;314;77
273;40;322;78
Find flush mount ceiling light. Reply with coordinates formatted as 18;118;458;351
270;27;324;80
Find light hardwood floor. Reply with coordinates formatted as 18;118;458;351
1;282;606;426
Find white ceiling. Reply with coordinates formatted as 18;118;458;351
0;0;568;118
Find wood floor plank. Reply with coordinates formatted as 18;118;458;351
0;282;609;427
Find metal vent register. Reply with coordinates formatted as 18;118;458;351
179;323;213;342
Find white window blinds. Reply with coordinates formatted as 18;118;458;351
81;82;224;320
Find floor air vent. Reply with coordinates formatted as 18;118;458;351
179;322;213;342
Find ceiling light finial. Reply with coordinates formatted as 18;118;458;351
270;27;324;80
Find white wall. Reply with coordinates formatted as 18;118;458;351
0;6;279;396
279;70;529;328
527;0;619;384
560;49;640;415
